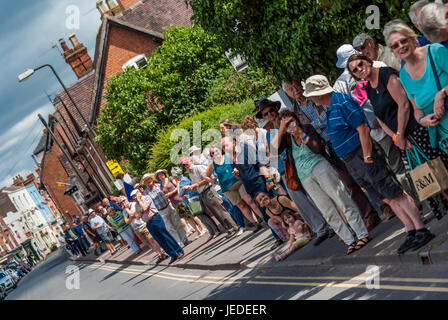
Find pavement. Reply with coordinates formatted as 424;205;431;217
76;209;448;271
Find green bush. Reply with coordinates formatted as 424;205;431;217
95;24;229;174
147;99;254;172
206;66;280;106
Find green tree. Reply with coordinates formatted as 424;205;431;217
206;66;280;106
187;0;414;82
95;25;229;174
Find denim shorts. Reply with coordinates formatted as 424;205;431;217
343;147;403;200
99;229;114;243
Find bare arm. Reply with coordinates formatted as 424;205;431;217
387;74;411;149
203;162;215;181
357;123;373;163
410;98;440;127
164;179;179;199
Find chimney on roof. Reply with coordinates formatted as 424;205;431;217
59;34;93;79
34;165;41;177
96;0;122;17
12;174;24;186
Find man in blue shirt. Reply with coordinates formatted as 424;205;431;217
303;75;435;255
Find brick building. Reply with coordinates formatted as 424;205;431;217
33;0;193;217
0;189;25;264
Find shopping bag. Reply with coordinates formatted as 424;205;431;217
406;145;448;201
187;196;204;216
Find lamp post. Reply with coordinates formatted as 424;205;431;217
18;64;97;137
37;113;93;195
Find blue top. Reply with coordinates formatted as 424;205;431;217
178;176;200;204
75;224;85;238
108;201;122;212
418;35;448;48
326;92;369;158
296;99;329;142
236;143;266;196
399;44;448;149
123;182;134;201
213;155;238;192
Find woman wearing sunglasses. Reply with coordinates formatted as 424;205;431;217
203;144;265;233
347;52;448;223
277;109;369;255
384;19;448;156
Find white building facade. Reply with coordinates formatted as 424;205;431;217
3;186;58;257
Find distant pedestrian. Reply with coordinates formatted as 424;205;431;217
89;209;117;255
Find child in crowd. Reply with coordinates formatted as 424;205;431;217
275;210;312;261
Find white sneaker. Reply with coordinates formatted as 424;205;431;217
236;228;245;236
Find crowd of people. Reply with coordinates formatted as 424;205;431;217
63;1;448;263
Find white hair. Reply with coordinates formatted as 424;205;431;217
281;79;290;91
409;0;430;24
281;77;303;91
418;2;448;43
383;19;418;47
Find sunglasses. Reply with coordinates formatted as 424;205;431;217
350;60;366;74
262;108;277;117
355;44;366;51
390;37;410;50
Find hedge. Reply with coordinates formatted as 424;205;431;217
147;99;254;172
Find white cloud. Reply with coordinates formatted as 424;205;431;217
0;103;53;149
0;103;53;187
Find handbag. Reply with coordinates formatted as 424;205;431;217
187;196;204;216
405;144;448;202
284;153;300;191
427;46;448;111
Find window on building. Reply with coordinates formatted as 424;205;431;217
122;54;147;71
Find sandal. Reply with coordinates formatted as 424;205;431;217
354;237;371;250
346;243;357;255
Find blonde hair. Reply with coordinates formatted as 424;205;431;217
241;115;258;130
383;19;418;47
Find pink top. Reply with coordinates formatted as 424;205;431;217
287;220;311;240
352;81;369;106
161;178;180;204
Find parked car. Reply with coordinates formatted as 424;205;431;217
7;262;29;275
0;272;16;291
4;269;19;284
0;283;6;300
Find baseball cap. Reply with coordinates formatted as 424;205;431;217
130;189;138;197
188;146;201;155
180;156;190;166
336;44;360;69
88;208;95;215
352;33;373;49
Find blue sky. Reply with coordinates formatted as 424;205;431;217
0;0;102;187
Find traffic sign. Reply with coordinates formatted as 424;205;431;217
106;160;124;177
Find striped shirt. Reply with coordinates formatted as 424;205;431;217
326;92;369;158
110;211;130;232
295;99;329;143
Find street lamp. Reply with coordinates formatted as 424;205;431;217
18;64;96;137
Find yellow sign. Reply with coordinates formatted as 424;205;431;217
106;160;125;177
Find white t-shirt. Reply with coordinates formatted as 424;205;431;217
125;203;147;229
89;215;107;234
